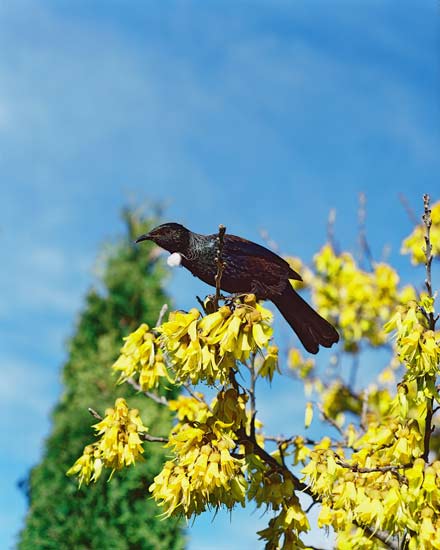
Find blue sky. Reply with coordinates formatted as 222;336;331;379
0;1;439;549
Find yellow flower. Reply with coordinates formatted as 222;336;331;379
67;398;148;486
385;300;440;379
150;420;246;518
312;244;410;350
288;348;314;379
168;394;209;424
258;345;280;381
112;323;170;390
67;444;102;487
402;201;440;264
158;297;275;386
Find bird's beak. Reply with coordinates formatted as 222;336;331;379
135;232;152;244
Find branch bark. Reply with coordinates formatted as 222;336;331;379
214;224;226;309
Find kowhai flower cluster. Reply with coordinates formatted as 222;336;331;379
150;389;249;517
67;398;148;485
112;323;169;390
157;295;275;385
312;243;416;350
385;298;440;380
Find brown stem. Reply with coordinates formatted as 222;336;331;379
214;224;226;309
126;377;169;406
154;303;168;329
317;403;345;439
422;194;436;462
336;459;410;484
142;433;169;443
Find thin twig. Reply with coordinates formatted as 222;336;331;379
349;352;360;391
126;377;169;406
182;381;212;412
196;295;207;313
226;367;311;495
327;208;337;249
422;194;435;328
361;526;399;550
88;407;102;420
214;224;226;309
143;433;169;443
336;459;411;484
358;192;374;271
422;194;435;462
122;302;169;405
399;193;419;225
237;425;311;494
248;354;257;439
87;407;168;443
305;500;318;514
360;388;370;431
155;303;168;328
264;435;351;449
317;403;345;438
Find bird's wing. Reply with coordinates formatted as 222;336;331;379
222;234;302;281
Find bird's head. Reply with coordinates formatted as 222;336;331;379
135;222;190;253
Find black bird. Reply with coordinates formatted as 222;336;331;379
136;223;339;354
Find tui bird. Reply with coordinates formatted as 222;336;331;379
136;223;339;354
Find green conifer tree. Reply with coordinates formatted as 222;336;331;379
18;209;184;550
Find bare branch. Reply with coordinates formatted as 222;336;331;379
182;381;207;405
361;525;399;550
336;458;411;484
126;377;169;406
327;208;337;249
88;407;102;421
357;191;374;271
399;193;419;225
263;435;351;450
143;433;168;443
317;403;345;438
422;194;435;462
155;303;168;328
360;388;370;431
214;224;226;309
248;353;258;440
422;194;435;327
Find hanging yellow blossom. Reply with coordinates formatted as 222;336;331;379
258;345;280;381
384;300;440;379
157;296;275;386
67;398;148;485
112;323;171;390
150;420;247;518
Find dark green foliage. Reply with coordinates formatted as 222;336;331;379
18;210;185;550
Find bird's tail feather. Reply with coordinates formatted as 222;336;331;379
273;286;339;354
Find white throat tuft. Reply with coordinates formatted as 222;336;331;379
167;252;182;267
